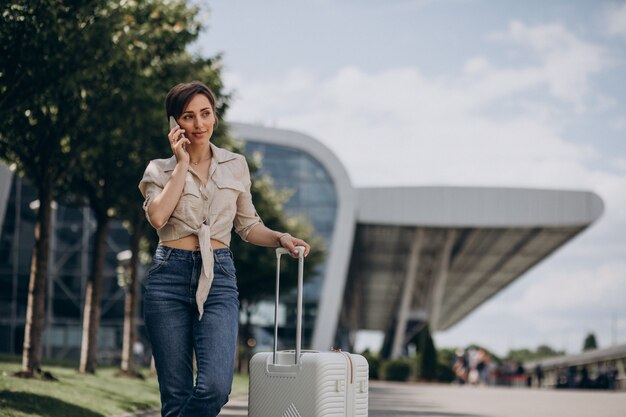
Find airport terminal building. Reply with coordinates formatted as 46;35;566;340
0;123;604;360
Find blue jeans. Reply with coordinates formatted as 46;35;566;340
143;246;240;417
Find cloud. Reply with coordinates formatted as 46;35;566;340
605;3;626;38
223;20;626;355
488;21;609;110
612;116;626;130
224;20;626;237
508;262;626;318
434;257;626;355
225;47;610;192
614;158;626;171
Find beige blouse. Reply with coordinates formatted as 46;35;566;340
138;143;263;319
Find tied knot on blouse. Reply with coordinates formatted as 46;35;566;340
138;143;263;319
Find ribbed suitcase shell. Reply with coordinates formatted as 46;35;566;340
249;350;368;417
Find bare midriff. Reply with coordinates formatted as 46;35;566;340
160;234;228;251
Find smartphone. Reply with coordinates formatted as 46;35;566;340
169;116;187;149
169;116;184;134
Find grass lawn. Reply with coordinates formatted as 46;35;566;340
0;355;249;417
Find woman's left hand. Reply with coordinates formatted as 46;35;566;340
278;233;310;258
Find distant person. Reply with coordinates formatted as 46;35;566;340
515;362;526;388
556;368;568;388
535;364;544;388
567;366;577;388
607;362;618;390
596;363;609;390
466;348;480;385
139;81;310;417
579;366;592;389
476;348;489;385
487;359;498;385
453;349;468;385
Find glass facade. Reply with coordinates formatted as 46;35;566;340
245;141;338;347
0;139;339;358
0;175;139;362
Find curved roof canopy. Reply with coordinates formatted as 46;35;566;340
346;186;603;334
228;122;604;353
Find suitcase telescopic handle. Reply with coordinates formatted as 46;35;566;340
273;246;305;365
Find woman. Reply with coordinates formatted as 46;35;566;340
139;80;310;417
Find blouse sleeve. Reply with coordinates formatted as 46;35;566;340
138;160;165;229
234;157;263;241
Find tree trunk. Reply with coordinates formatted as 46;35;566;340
20;184;53;376
79;213;110;374
120;210;144;374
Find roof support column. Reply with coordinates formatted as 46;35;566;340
429;229;456;331
391;228;424;359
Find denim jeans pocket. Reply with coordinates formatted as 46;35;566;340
215;256;237;280
147;259;166;276
147;246;173;277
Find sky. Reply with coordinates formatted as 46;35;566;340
193;0;626;357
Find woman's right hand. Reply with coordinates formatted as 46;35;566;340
168;126;191;165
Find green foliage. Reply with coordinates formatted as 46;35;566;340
423;347;457;382
435;362;456;383
0;0;128;373
413;353;421;379
360;349;381;380
535;344;562;358
0;0;104;185
1;0;326;375
437;348;457;367
0;359;159;417
583;333;598;351
0;355;249;417
417;325;437;380
407;325;438;380
506;344;565;362
56;0;216;213
229;149;326;306
380;358;412;382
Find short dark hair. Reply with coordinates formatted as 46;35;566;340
165;81;218;127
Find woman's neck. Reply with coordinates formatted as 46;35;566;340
187;142;212;163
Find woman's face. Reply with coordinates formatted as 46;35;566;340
177;94;216;144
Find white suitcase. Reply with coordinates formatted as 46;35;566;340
248;247;369;417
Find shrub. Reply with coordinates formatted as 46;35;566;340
436;362;456;382
418;327;438;380
381;358;412;382
361;350;381;380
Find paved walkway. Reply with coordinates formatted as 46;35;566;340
128;381;626;417
368;381;626;417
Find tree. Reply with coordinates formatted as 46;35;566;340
62;0;221;373
506;345;564;362
583;333;598;351
536;344;563;357
2;0;325;379
0;0;117;378
409;325;437;380
115;55;230;376
103;20;324;375
231;167;325;307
